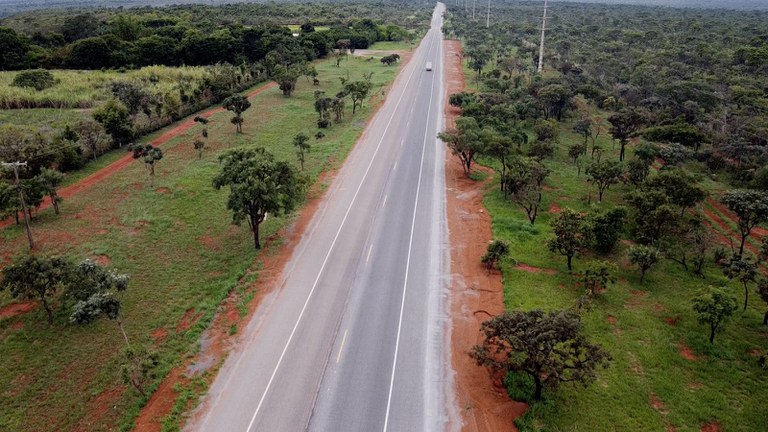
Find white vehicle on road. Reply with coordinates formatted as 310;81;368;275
425;61;433;71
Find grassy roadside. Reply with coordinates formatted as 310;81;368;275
0;49;406;432
455;61;768;430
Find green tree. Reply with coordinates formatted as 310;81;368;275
344;80;372;115
92;99;133;147
505;156;550;224
608;108;644;162
0;255;72;324
589;206;627;254
67;259;130;344
644;169;707;216
212;148;303;249
693;285;738;344
438;117;484;177
194;139;206;159
223;95;252;133
722;254;758;311
471;309;611;400
585;160;624;202
35;168;64;215
481;240;511;273
0;27;29;70
628;245;660;283
581;261;617;296
721;190;768;256
293;132;311;171
573;118;593;148
273;65;301;97
132;144;163;186
548;208;591;271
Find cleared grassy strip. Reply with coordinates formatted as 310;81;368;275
0;54;402;432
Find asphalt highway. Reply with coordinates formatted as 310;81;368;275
186;3;453;431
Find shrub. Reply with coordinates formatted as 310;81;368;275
11;69;57;91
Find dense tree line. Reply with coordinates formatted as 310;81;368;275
0;2;423;70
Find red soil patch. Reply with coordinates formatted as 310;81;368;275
134;368;189;432
0;81;278;230
155;187;171;194
92;254;111;266
700;421;722;432
649;394;667;413
0;301;36;319
198;234;221;251
630;290;649;297
175;308;201;333
678;341;699;361
548;203;562;213
443;38;526;432
150;328;168;343
607;315;618;325
688;382;704;390
515;263;557;275
748;348;764;357
665;316;681;326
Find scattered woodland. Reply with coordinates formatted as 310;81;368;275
0;1;428;430
444;1;768;430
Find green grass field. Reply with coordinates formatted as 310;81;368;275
454;60;768;431
0;66;212;109
0;54;402;432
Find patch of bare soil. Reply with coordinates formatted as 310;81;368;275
606;315;618;325
515;263;557;275
649;394;668;414
175;308;201;333
678;341;699;361
548;203;562;213
700;421;722;432
443;38;526;432
0;301;36;319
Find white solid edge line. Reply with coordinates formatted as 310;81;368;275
244;29;428;432
381;27;439;432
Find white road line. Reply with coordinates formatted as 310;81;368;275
382;30;438;432
336;330;349;363
382;194;388;208
243;32;426;432
366;244;373;263
393;161;398;172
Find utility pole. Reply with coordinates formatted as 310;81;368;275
537;0;548;73
472;0;476;19
486;0;491;27
1;161;34;249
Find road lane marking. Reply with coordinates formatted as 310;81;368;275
382;29;439;432
366;244;373;263
243;28;427;432
382;194;388;208
336;330;349;363
393;161;398;172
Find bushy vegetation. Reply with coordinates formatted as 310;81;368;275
444;1;768;430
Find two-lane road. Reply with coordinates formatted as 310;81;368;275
187;3;454;431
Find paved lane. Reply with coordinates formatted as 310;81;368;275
187;3;452;431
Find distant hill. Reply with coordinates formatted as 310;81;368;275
1;0;767;17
